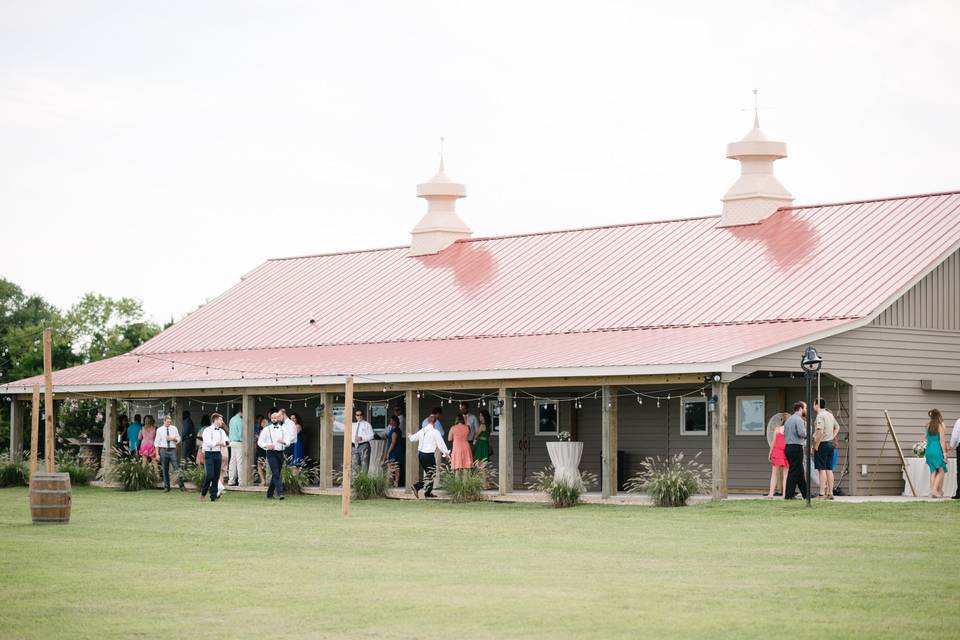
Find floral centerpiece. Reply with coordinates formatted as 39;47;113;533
911;441;926;458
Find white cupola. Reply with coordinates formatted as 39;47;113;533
408;157;471;257
719;114;793;226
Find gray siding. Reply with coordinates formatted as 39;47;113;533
736;326;960;494
872;248;960;331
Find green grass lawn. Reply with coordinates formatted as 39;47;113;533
0;488;957;639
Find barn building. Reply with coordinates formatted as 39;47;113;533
4;118;960;498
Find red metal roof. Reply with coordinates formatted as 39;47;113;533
4;191;960;391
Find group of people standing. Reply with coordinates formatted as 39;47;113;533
345;401;493;497
767;399;841;500
768;400;960;500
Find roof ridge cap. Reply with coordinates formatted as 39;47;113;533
785;189;960;211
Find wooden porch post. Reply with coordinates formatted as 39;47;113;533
29;385;40;477
497;387;513;495
404;391;419;489
241;393;255;486
9;398;24;462
711;381;729;500
101;399;117;479
318;392;334;489
341;376;354;517
43;329;55;472
601;385;618;498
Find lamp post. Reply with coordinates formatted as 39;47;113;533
800;345;823;507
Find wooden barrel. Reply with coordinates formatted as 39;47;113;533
29;472;72;524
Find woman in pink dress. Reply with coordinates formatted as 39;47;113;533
767;418;789;498
449;414;474;475
138;415;158;467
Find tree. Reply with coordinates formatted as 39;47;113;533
63;293;160;364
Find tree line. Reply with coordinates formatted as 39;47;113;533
1;277;165;450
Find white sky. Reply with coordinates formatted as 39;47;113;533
1;0;958;324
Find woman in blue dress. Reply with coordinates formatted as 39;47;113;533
924;409;948;498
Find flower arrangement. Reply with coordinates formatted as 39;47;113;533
912;441;926;458
557;431;572;442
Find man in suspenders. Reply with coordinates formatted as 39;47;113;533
258;412;288;500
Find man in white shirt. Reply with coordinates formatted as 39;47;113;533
393;405;405;433
409;414;450;499
422;406;445;472
950;417;960;500
257;411;288;500
154;414;185;492
352;409;375;473
459;401;479;444
200;413;230;502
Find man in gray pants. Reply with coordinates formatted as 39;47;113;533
155;414;185;492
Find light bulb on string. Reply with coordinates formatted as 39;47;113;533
512;399;517;409
637;395;643;405
657;399;661;408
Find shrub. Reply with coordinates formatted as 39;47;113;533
624;452;711;507
110;448;159;491
436;460;493;503
352;469;388;500
178;461;206;487
527;465;598;508
0;453;29;487
55;451;95;486
281;457;319;495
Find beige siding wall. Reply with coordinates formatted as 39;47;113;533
736;326;960;494
872;248;960;330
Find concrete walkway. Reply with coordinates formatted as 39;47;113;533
90;481;952;504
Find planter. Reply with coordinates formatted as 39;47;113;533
546;441;584;488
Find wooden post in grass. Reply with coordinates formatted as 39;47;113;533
341;375;354;517
30;384;40;478
43;329;55;472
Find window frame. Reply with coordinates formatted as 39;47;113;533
534;400;561;436
735;395;766;436
680;397;709;436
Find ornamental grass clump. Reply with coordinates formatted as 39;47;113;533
0;453;29;487
527;465;598;508
625;452;711;507
351;469;388;500
178;461;206;487
110;448;160;491
282;457;319;495
55;451;95;486
436;460;492;503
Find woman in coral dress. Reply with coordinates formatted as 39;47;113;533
449;414;474;474
138;415;158;464
766;419;789;498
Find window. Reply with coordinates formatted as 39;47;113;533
331;403;345;433
681;398;708;436
736;395;766;436
535;401;560;435
367;402;389;434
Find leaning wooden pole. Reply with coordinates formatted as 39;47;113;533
884;410;917;498
43;329;55;472
341;375;354;517
30;384;40;477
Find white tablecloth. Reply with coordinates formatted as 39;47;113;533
368;440;386;470
902;457;957;497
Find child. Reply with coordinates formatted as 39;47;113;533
767;417;789;498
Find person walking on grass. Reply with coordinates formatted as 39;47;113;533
200;413;230;502
154;414;185;492
258;412;287;500
766;415;788;498
814;399;840;500
227;408;244;487
409;414;449;498
783;401;809;500
924;409;948;498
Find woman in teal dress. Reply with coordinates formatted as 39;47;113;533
924;408;948;498
474;410;492;462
